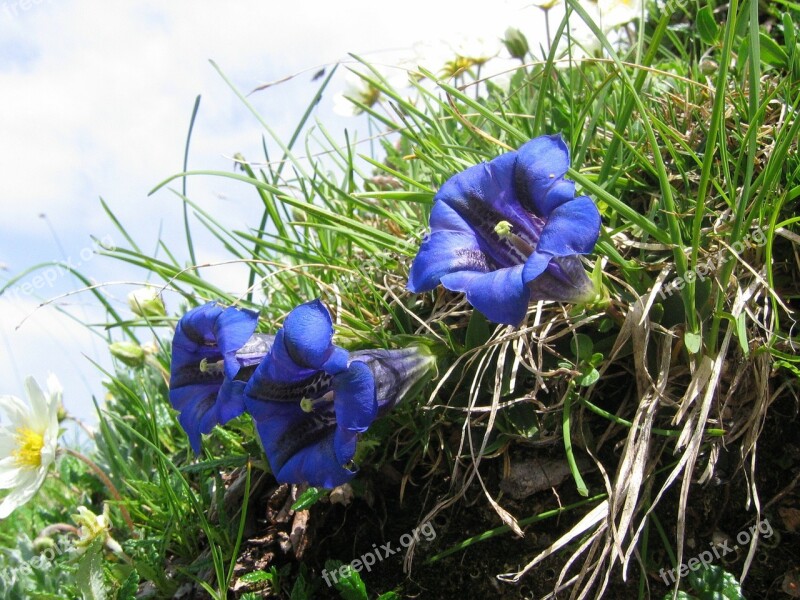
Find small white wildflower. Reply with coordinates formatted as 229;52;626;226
0;375;61;518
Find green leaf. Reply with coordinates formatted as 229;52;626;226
735;313;749;357
775;360;800;378
240;570;275;584
116;571;139;600
291;487;325;511
75;539;107;600
597;318;614;333
289;565;315;600
783;12;796;51
324;560;368;600
684;331;702;354
589;352;604;368
576;367;600;387
377;593;401;600
697;6;720;45
687;564;745;599
570;334;594;361
759;32;789;69
465;310;493;350
662;592;698;600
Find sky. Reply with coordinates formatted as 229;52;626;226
0;0;550;424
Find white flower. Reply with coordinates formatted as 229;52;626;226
521;0;642;63
0;375;61;518
597;0;642;30
332;65;409;117
332;70;380;116
449;35;502;66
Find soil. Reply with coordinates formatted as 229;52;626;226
204;385;799;599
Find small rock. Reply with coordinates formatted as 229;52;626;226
500;457;589;500
330;483;354;506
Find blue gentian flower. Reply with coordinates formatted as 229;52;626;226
169;302;273;452
407;134;601;325
244;300;435;488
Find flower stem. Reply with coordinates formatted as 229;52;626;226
37;523;79;538
62;447;136;536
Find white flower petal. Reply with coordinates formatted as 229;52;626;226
0;426;17;459
332;92;359;117
0;394;30;429
0;457;24;489
46;374;63;416
40;436;57;469
598;0;642;30
0;468;41;518
24;377;50;432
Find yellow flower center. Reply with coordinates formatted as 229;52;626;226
13;427;44;468
494;220;535;256
199;358;225;374
494;220;513;237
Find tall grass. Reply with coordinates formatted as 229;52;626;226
1;1;798;598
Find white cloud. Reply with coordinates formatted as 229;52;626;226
0;0;550;423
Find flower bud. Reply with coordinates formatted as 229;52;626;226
109;341;146;368
72;505;112;554
127;287;166;318
33;535;57;553
503;28;530;61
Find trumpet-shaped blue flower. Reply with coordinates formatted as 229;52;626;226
408;134;601;325
169;302;273;452
244;300;435;488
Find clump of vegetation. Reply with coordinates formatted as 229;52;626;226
1;0;798;598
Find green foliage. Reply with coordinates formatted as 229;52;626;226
325;560;368;600
664;565;746;600
3;0;797;597
290;487;325;511
75;538;107;600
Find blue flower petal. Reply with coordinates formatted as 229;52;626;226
216;306;259;379
321;346;349;374
333;428;358;471
170;303;226;383
256;329;318;381
275;429;358;489
528;256;596;303
253;403;357;488
283;299;347;373
407;230;493;293
177;390;217;453
441;264;529;325
434;152;543;266
169;302;258;453
515;134;572;217
217;379;247;424
538;179;577;218
352;347;436;417
332;361;377;432
172;302;224;351
244;329;334;403
428;196;475;234
522;196;601;285
169;383;218;412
